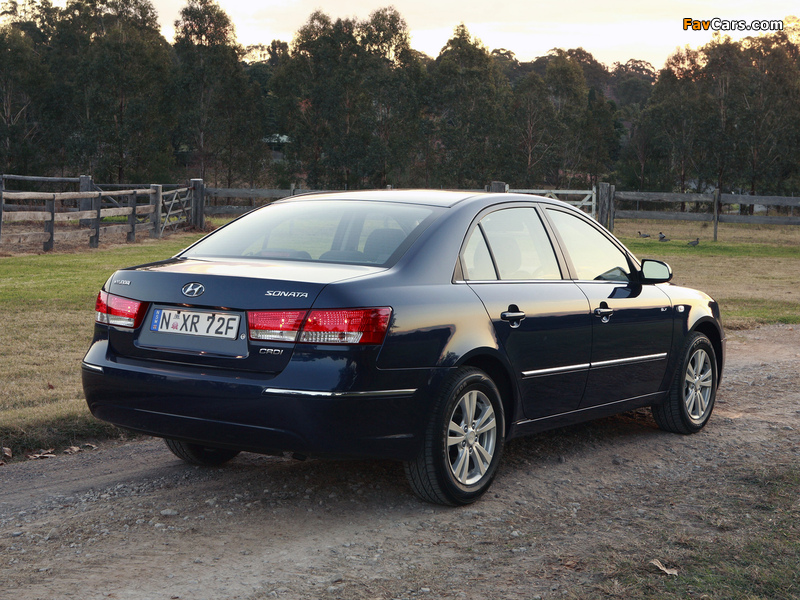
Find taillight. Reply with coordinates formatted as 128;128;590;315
247;307;392;345
95;291;148;329
299;308;392;344
248;310;307;342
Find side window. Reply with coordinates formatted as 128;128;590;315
462;227;497;280
480;208;562;280
546;209;631;281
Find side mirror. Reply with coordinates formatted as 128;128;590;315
640;259;672;284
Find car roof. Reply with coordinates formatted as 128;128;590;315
281;189;493;208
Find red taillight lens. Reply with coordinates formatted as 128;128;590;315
248;310;307;341
299;308;392;345
95;291;147;329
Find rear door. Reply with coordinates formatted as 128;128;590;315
462;206;592;420
544;207;673;407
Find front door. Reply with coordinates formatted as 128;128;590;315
545;208;673;407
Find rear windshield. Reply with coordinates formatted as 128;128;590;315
181;200;441;266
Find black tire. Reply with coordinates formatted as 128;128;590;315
404;367;505;506
164;438;240;466
652;332;718;434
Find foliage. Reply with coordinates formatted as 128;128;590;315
0;3;798;196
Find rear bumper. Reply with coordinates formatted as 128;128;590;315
82;343;438;461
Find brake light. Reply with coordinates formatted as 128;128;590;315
248;310;307;342
95;291;148;329
299;308;392;344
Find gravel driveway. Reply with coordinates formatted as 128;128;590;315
2;325;799;600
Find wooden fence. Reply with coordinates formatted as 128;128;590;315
599;187;800;240
199;181;598;219
0;175;195;251
6;175;795;250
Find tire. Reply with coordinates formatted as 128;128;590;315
404;367;505;506
652;332;718;434
164;438;240;466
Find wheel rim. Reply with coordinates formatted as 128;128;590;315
446;389;497;486
684;348;714;421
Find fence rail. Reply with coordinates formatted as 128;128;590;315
0;175;196;251
510;188;596;218
4;175;797;250
599;189;800;239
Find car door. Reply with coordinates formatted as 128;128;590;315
461;206;592;420
545;207;673;408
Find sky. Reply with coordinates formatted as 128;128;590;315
149;0;796;69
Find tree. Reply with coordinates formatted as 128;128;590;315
737;34;800;196
510;72;555;186
271;8;424;189
173;0;269;185
611;59;656;107
0;25;47;173
582;88;619;187
544;51;588;187
427;24;511;188
646;47;708;194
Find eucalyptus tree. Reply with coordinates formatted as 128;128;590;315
696;36;748;197
427;24;512;188
0;24;47;173
173;0;271;187
645;47;709;194
736;33;800;196
510;71;555;186
543;51;588;187
272;7;424;189
79;0;175;182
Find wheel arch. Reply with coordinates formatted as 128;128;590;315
692;319;724;382
458;351;518;434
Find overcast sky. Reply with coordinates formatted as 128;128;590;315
149;0;796;69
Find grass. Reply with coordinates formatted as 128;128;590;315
0;232;207;458
615;219;800;329
589;465;800;599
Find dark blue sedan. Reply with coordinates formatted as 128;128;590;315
82;190;725;505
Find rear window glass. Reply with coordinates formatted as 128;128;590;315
181;200;441;266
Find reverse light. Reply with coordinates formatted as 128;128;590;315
95;291;148;329
248;310;307;342
299;308;392;345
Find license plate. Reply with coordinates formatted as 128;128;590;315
150;308;241;340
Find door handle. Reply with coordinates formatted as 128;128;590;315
501;305;526;328
594;302;613;323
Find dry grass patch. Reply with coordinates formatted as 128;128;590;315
613;218;800;247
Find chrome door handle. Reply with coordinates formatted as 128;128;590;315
501;306;526;328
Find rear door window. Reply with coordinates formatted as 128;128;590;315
463;208;562;280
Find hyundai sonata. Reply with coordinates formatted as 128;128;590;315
82;190;724;505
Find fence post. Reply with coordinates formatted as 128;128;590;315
713;188;720;242
127;192;137;243
79;175;93;227
44;196;55;251
0;177;4;243
597;183;609;228
90;195;101;248
608;185;616;233
191;178;205;230
150;184;162;238
489;181;508;193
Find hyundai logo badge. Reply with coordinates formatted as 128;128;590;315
182;283;205;297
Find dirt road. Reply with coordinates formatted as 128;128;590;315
2;325;799;600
